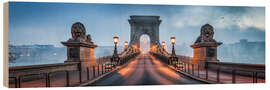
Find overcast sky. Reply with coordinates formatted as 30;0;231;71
9;2;265;47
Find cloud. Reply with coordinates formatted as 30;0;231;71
237;8;265;30
171;6;265;31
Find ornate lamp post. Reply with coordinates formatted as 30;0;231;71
170;37;178;65
111;36;120;66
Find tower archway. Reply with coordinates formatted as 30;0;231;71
140;34;150;54
128;15;162;50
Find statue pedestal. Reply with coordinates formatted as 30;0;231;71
190;42;222;64
62;41;97;71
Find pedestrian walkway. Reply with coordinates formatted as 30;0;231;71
9;65;114;88
169;64;265;84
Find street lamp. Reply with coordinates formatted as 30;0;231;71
170;37;178;65
161;41;166;50
111;36;120;66
124;41;128;51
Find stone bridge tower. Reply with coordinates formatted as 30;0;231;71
128;15;162;49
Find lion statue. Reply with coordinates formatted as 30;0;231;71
68;22;92;43
71;22;86;40
195;24;216;43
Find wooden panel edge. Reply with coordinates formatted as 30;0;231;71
3;2;9;88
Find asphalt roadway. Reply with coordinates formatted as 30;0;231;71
89;54;204;86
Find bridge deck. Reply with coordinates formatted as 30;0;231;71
89;54;204;86
9;54;264;88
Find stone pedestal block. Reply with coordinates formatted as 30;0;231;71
62;42;97;71
191;42;222;64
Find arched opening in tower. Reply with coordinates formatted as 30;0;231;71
140;35;150;54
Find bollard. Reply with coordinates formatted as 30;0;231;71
93;66;96;78
184;64;187;72
182;63;184;71
104;64;106;73
111;64;113;71
97;64;100;76
255;72;258;83
18;76;21;88
87;67;90;80
188;63;190;74
48;74;51;87
175;62;178;69
66;71;70;87
216;67;220;83
79;70;82;83
46;73;50;87
206;67;208;80
104;64;108;73
252;72;255;83
101;64;104;75
197;64;200;78
192;64;194;75
14;77;18;88
232;69;236;83
181;62;184;71
177;62;179;69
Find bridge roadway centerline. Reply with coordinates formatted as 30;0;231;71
89;54;204;86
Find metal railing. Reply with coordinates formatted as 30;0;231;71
151;52;265;84
9;64;113;88
179;61;264;83
8;52;140;88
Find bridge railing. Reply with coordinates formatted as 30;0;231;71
150;52;265;84
96;56;112;64
8;52;140;88
8;63;117;88
171;61;265;83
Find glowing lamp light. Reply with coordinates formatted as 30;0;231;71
113;36;119;44
124;41;128;46
162;41;165;46
124;41;128;50
132;45;136;49
171;37;176;44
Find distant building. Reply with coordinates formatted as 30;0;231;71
218;39;265;64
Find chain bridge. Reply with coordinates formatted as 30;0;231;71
8;16;265;88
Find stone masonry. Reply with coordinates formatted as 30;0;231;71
191;24;222;64
128;15;162;49
62;22;97;71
